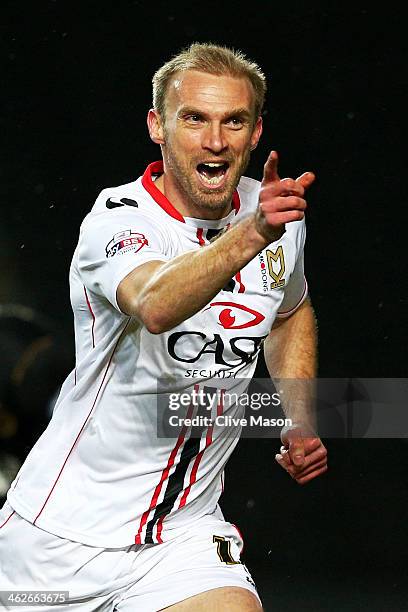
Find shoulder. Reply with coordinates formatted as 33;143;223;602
80;178;167;232
75;183;174;262
90;178;159;216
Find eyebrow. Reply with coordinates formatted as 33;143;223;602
177;106;252;121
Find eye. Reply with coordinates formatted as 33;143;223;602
185;114;203;124
226;117;244;129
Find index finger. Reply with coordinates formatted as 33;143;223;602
262;150;280;184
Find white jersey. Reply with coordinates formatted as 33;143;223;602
7;161;308;548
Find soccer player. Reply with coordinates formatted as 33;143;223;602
0;43;327;611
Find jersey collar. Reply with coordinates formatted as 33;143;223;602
141;161;241;224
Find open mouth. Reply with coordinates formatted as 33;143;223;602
196;162;229;187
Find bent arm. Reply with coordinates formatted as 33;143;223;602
117;150;314;333
117;215;270;333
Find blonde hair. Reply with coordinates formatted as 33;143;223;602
152;42;266;122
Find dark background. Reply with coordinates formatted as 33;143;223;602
1;2;407;609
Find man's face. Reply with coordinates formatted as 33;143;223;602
153;70;262;218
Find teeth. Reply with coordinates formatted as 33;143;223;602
200;173;224;185
205;162;224;167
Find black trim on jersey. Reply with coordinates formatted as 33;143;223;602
222;278;236;293
144;387;217;543
206;228;222;242
145;437;201;543
106;197;139;209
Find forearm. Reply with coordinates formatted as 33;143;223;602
137;215;271;333
264;299;318;429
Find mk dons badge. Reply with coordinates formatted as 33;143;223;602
266;246;285;289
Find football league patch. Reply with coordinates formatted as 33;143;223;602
105;230;148;258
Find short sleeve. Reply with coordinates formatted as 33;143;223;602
77;209;170;310
276;221;308;318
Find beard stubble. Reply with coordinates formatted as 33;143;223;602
162;138;251;216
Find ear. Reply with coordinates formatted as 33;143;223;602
147;109;165;145
250;116;263;151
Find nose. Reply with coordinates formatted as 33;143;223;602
201;122;228;154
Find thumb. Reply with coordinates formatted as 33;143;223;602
296;171;316;191
288;436;305;466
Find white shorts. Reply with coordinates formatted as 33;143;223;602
0;502;261;611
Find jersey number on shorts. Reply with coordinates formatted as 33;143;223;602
213;535;240;565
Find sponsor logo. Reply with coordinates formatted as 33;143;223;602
168;331;268;367
203;302;264;330
106;197;139;209
258;253;269;292
105;229;148;258
185;368;238;378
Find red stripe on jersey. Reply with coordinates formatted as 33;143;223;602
234;271;245;293
33;319;131;524
232;190;240;214
83;287;96;348
135;397;196;545
141;162;185;223
196;228;205;246
141;161;240;222
0;510;15;529
155;517;164;544
177;389;225;510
